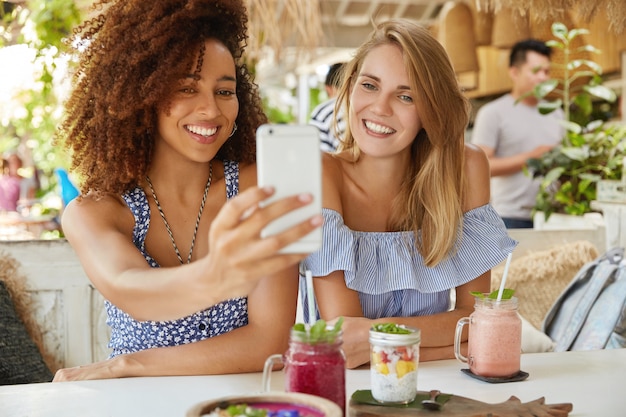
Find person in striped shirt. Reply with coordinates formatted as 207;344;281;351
309;62;346;152
301;19;516;368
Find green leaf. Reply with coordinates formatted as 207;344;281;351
569;70;599;83
471;289;516;300
310;319;326;340
542;167;565;185
487;289;515;300
332;316;344;334
226;404;267;417
538;99;562;114
567;28;589;40
576;45;600;54
351;390;452;408
584;60;603;75
293;317;344;344
586;119;604;131
567;60;586;70
573;94;592;118
579;173;601;182
561;146;589;161
551;22;569;41
560;120;582;134
533;79;558;98
584;85;617;102
371;323;412;334
545;39;564;49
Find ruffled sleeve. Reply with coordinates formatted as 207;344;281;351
302;205;517;295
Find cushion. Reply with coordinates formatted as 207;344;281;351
521;314;555;353
0;256;53;384
491;240;599;330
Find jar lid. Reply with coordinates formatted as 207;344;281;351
369;326;421;346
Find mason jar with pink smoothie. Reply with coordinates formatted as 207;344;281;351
454;296;521;378
262;325;346;412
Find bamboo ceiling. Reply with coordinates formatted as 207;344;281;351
475;0;626;34
244;0;625;70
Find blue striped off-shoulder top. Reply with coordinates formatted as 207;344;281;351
300;204;517;321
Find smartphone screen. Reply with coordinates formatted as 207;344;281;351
256;124;322;254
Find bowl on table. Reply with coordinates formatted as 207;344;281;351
186;391;343;417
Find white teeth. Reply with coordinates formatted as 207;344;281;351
364;120;395;134
187;125;217;137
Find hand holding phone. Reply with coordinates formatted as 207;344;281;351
256;124;322;254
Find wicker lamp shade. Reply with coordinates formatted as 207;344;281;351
437;1;480;90
491;7;531;49
466;0;494;46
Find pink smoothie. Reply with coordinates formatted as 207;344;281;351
467;299;521;378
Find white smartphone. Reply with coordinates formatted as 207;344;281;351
256;123;322;254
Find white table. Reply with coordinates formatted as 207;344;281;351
1;349;624;416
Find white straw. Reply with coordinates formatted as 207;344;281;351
305;269;316;326
497;253;513;302
497;252;513;302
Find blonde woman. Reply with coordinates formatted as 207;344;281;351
302;19;516;368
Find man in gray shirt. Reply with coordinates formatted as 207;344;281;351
472;39;564;228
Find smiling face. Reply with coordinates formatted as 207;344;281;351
348;43;421;159
156;38;239;163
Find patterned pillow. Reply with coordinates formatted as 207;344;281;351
0;280;53;384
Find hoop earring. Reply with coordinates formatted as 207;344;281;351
229;122;238;138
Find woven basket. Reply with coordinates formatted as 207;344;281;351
491;7;531;49
437;1;480;74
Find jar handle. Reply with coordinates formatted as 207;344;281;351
454;317;470;363
261;354;284;392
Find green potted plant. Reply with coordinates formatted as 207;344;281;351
525;22;626;221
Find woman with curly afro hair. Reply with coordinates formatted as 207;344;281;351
54;0;322;381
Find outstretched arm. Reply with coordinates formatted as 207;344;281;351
62;185;320;322
53;262;299;380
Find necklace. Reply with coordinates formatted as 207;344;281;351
145;163;212;264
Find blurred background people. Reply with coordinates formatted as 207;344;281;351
471;39;564;229
309;62;346;152
0;152;26;212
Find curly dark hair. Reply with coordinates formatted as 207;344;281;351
58;0;267;195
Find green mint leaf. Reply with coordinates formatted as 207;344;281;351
470;289;516;300
310;319;326;342
487;289;515;299
226;404;267;417
293;317;344;344
331;316;344;335
371;323;411;334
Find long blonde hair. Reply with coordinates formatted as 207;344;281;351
335;19;469;266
